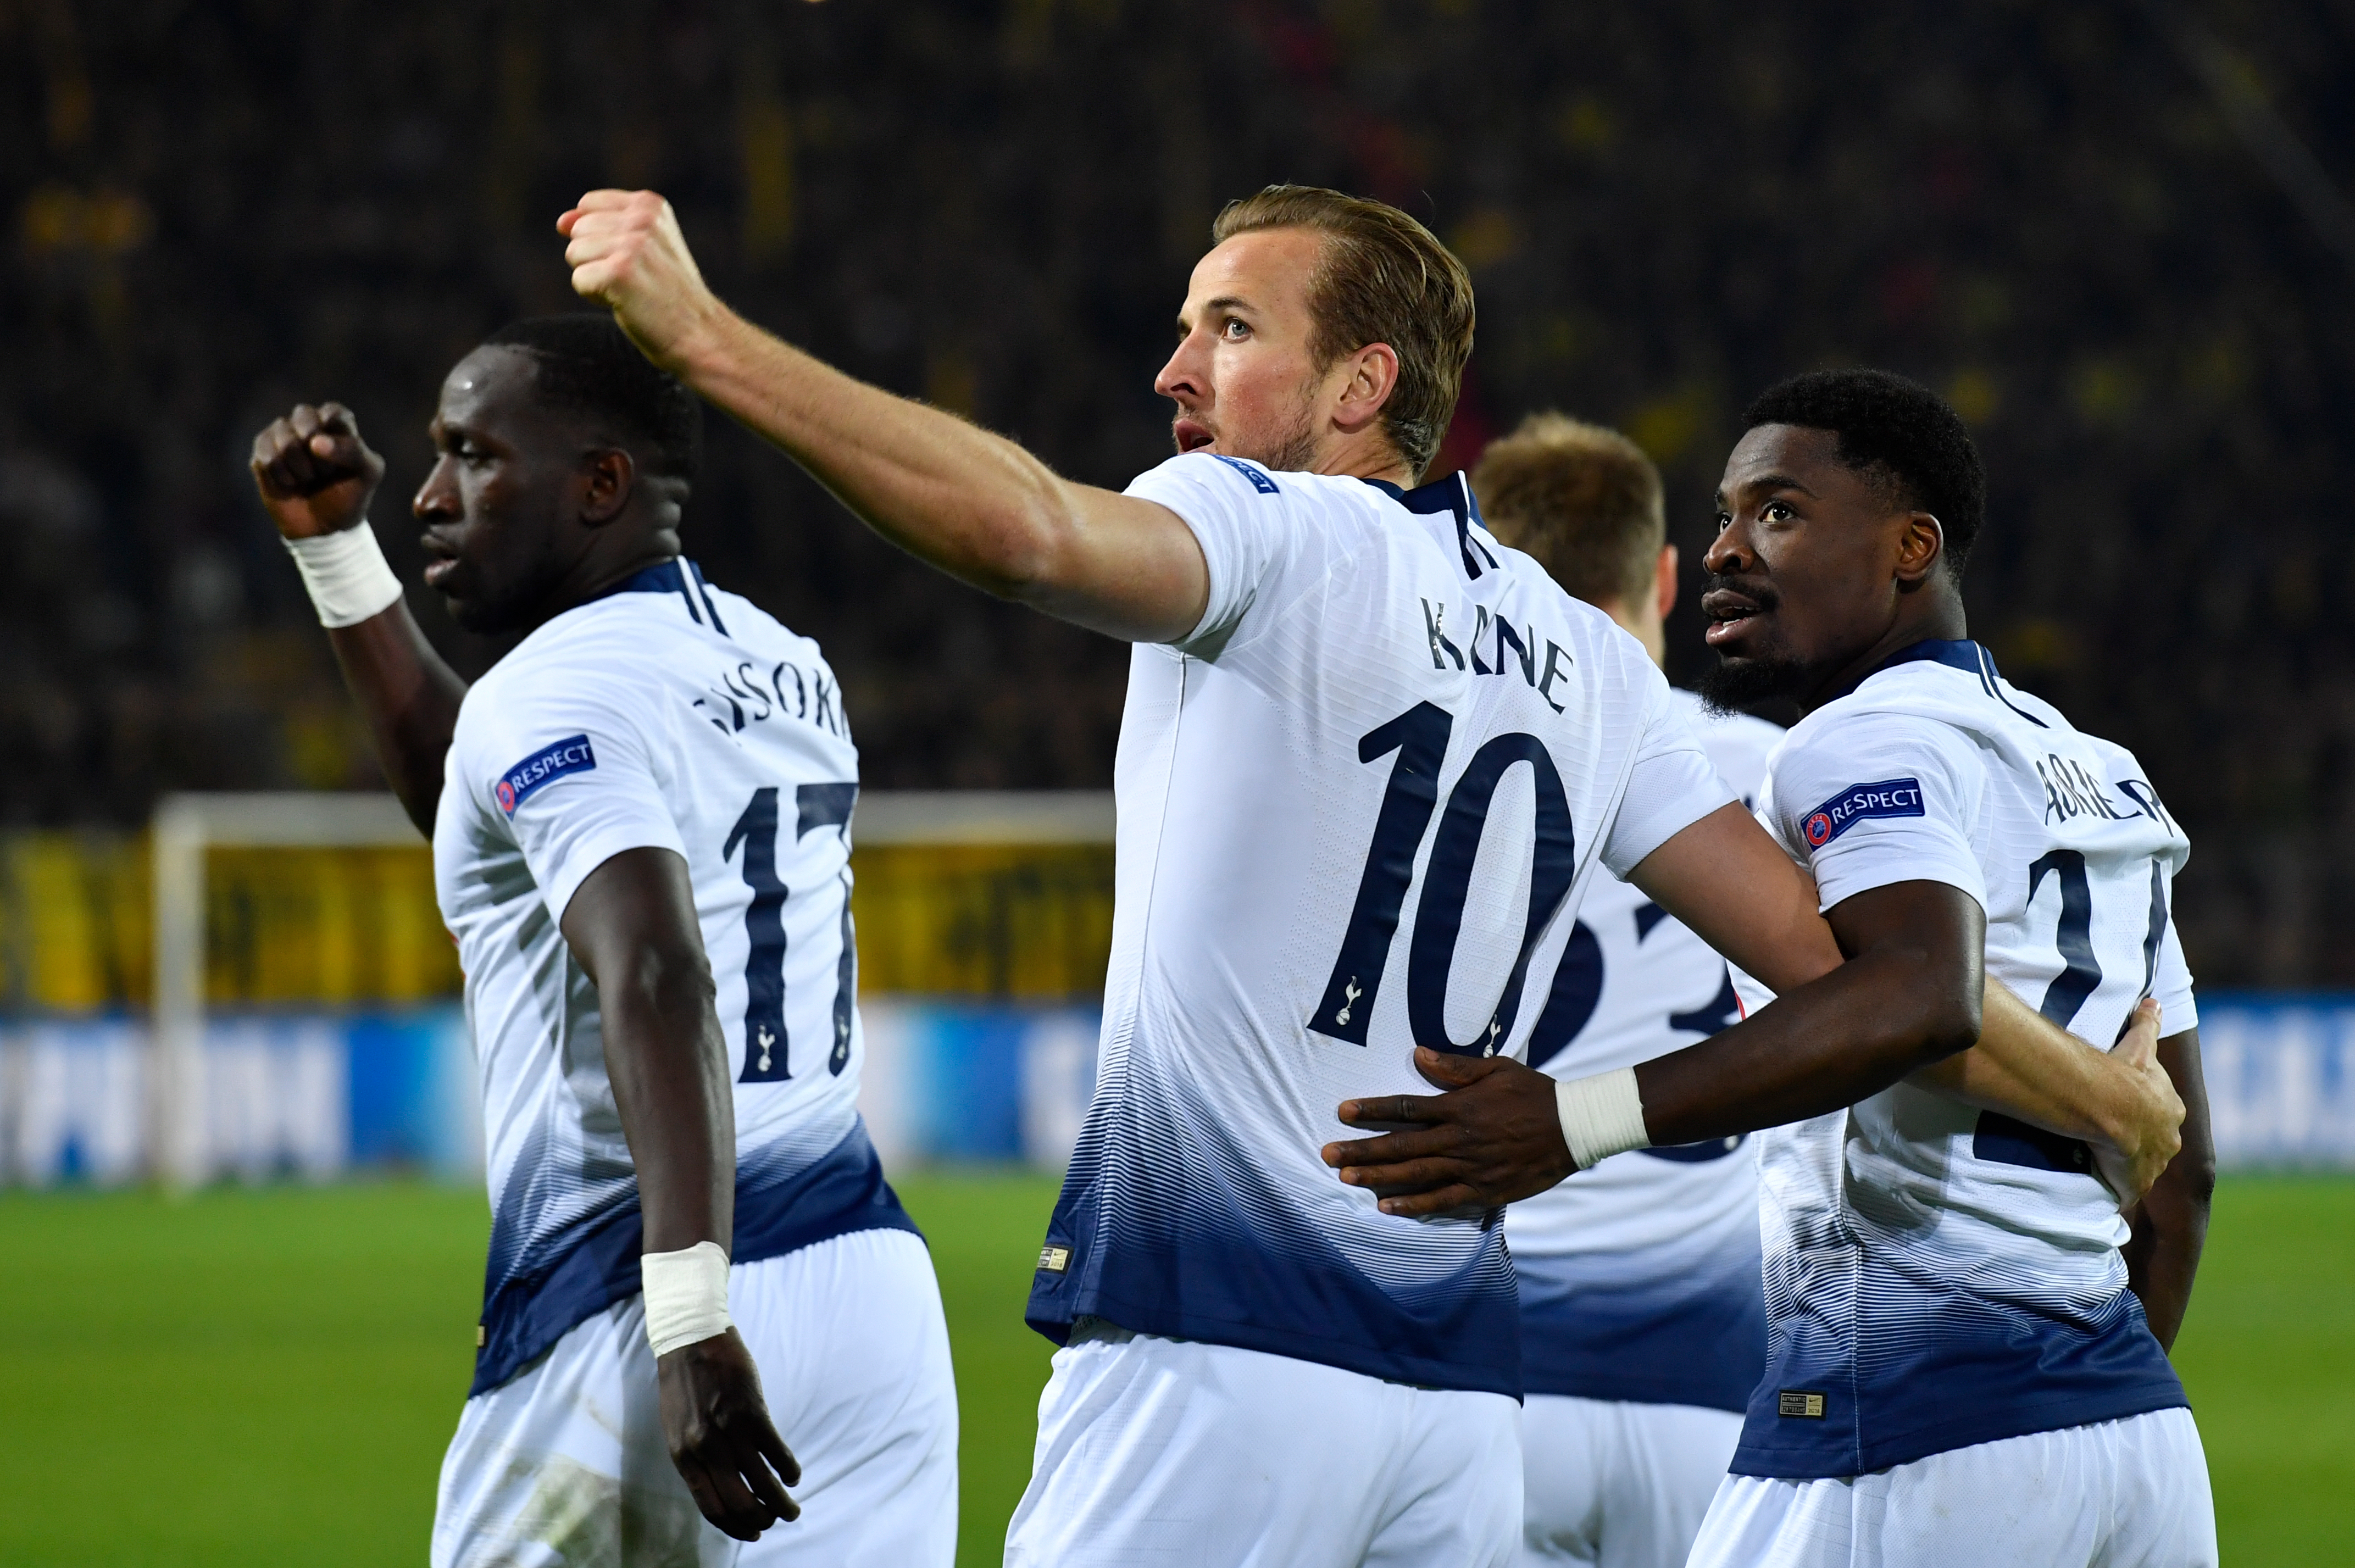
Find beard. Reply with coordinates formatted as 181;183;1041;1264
1695;652;1809;715
1177;396;1323;475
1251;410;1323;475
1696;569;1806;715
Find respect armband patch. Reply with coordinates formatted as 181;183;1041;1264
1799;776;1924;848
495;735;596;816
1211;453;1280;494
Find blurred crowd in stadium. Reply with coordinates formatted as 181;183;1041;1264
3;0;2352;984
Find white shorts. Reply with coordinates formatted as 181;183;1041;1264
432;1227;957;1568
1004;1320;1521;1568
1518;1394;1741;1567
1685;1408;2217;1568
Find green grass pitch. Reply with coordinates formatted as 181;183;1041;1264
0;1173;2347;1565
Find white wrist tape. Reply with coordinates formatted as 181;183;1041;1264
641;1240;734;1358
1556;1066;1651;1169
284;525;404;628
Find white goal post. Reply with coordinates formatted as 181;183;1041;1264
151;792;424;1191
147;789;1115;1189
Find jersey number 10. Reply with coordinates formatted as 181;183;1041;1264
722;783;859;1083
1309;701;1579;1057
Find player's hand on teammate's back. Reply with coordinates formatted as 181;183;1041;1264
248;402;384;538
657;1327;802;1541
1322;1048;1576;1217
2094;998;2184;1210
558;191;721;372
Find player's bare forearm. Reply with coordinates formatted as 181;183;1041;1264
1324;876;1982;1217
2125;1030;2213;1350
558;190;1208;642
1907;982;2111;1133
1632;879;1984;1144
564;851;804;1540
324;603;467;835
560;847;736;1253
251;400;466;833
1625;803;1843;996
1627;814;1984;1138
1910;989;2184;1204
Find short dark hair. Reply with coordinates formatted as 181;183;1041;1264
1741;368;1984;581
1212;185;1475;480
1471;413;1663;609
482;314;704;482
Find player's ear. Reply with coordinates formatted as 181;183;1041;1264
579;447;636;527
1653;543;1679;621
1893;511;1944;588
1331;342;1399;435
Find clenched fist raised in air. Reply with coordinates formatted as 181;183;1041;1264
249;402;386;540
246;397;460;837
559;191;726;372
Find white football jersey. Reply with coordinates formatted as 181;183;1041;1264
1025;454;1732;1397
1506;691;1782;1413
1729;639;2195;1478
434;559;914;1395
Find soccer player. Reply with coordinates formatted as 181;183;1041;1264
1471;414;1780;1568
247;317;956;1567
1679;369;2217;1566
555;185;2182;1566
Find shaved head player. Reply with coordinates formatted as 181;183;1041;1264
554;184;2181;1566
250;316;957;1566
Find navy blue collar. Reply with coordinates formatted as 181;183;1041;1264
1838;637;2046;727
1871;638;1984;681
588;557;729;635
1359;471;1498;579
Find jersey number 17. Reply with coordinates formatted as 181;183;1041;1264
722;783;859;1083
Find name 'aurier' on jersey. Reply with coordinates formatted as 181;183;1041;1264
1733;639;2196;1479
435;559;915;1397
1026;453;1732;1397
1505;691;1784;1416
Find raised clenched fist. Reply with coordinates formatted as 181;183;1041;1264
249;402;385;540
557;190;721;372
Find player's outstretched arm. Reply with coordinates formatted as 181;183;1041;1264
561;848;802;1541
1913;991;2185;1206
557;191;1210;643
2121;1028;2214;1350
249;404;466;834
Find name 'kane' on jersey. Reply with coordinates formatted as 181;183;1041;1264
434;559;914;1394
1731;639;2195;1480
1026;453;1734;1397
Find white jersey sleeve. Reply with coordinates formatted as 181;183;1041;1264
1763;710;1989;914
2150;917;2199;1034
1126;452;1323;658
1598;676;1732;877
451;668;686;924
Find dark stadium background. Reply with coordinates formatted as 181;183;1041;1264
5;2;2355;982
4;0;2355;979
4;7;2354;1566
